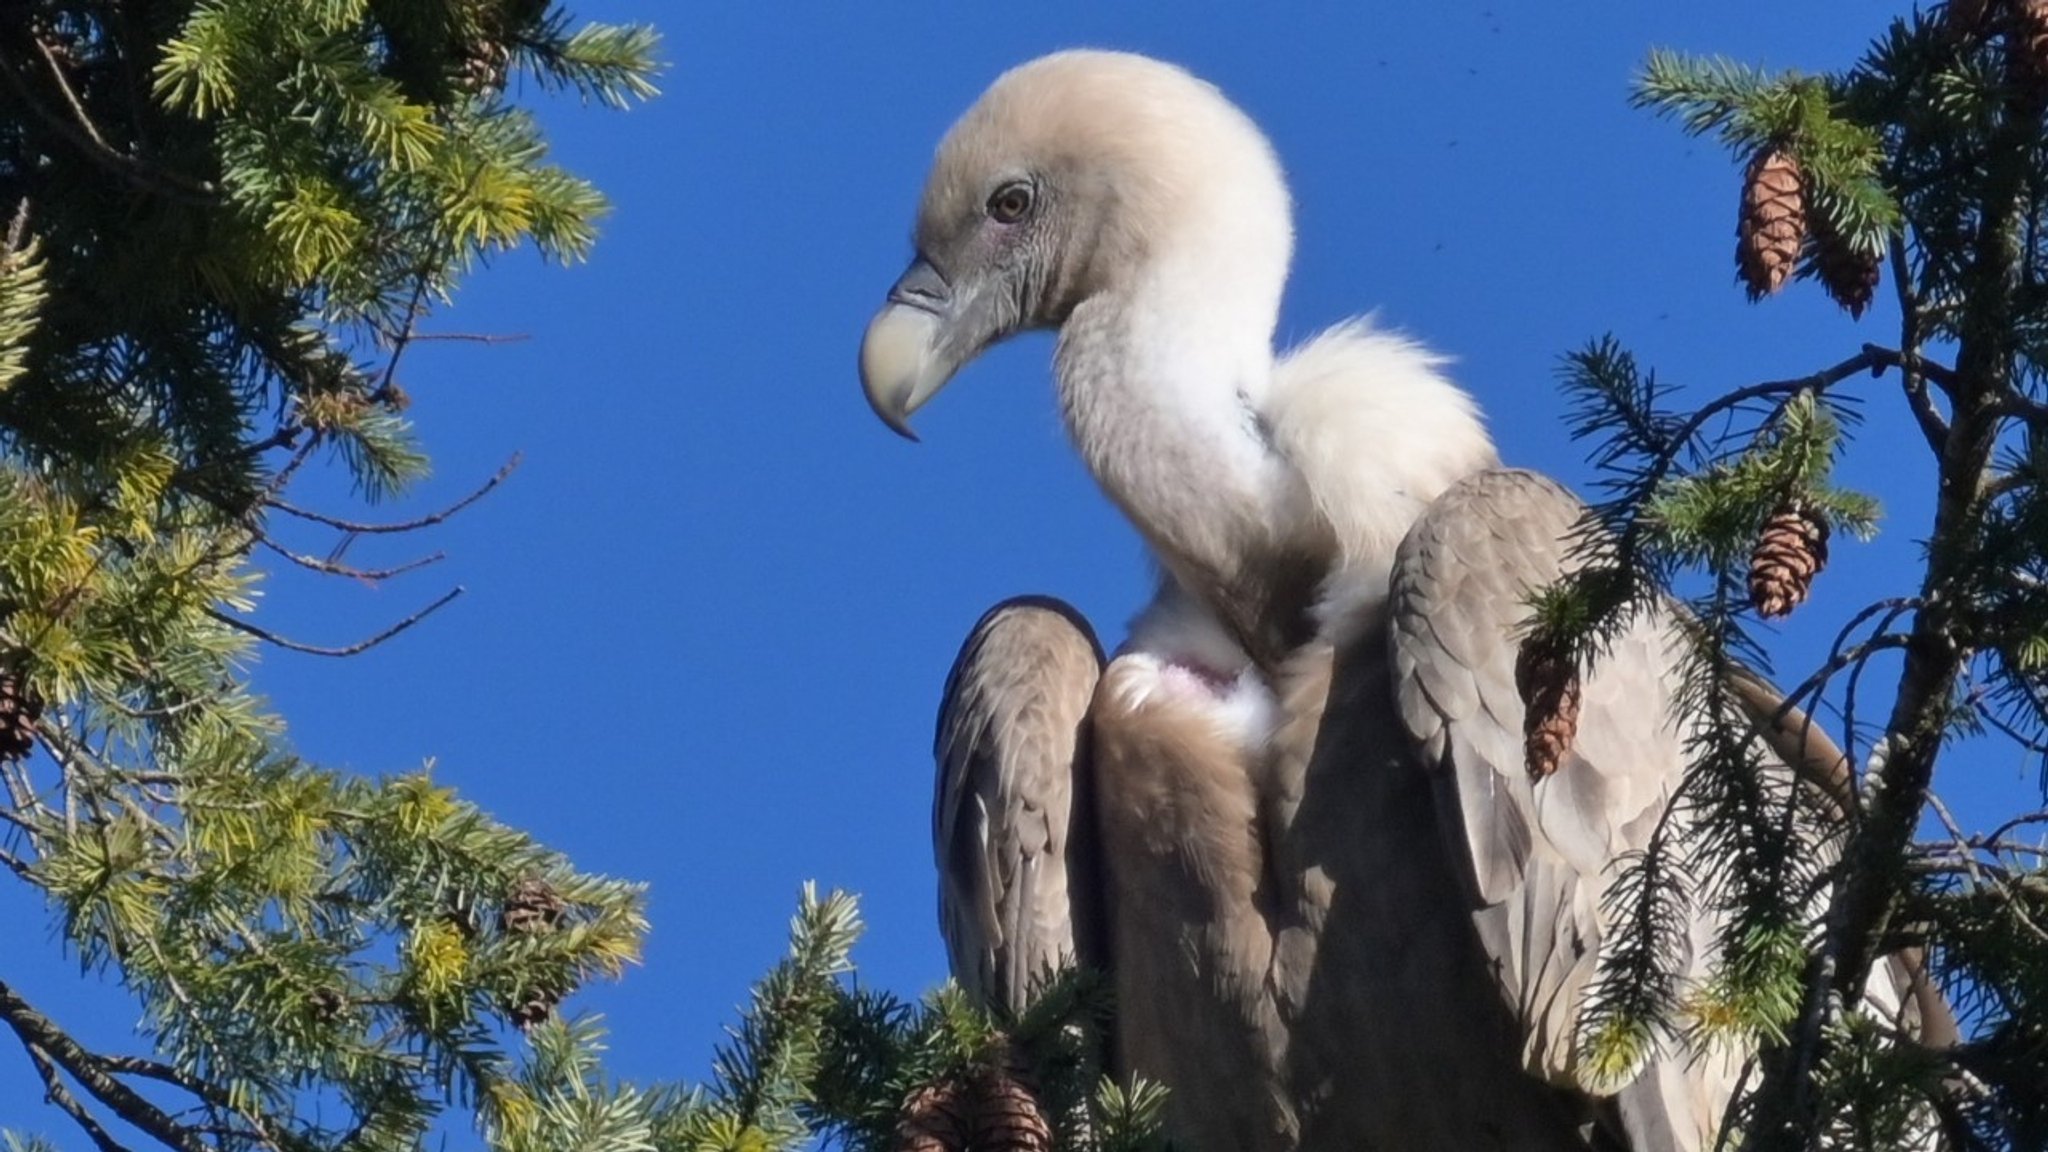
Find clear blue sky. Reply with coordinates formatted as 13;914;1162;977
6;0;2027;1136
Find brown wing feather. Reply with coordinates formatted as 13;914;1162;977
934;596;1104;1015
1388;468;1950;1150
1389;469;1727;1143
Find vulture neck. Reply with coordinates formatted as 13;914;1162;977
1054;261;1322;667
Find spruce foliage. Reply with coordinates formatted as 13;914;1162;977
0;2;670;1148
1535;5;2048;1148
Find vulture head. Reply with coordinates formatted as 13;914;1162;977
860;50;1493;665
860;50;1293;440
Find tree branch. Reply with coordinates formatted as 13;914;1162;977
1819;74;2034;1025
253;533;446;583
264;453;519;535
1986;392;2048;425
0;43;214;204
206;586;463;657
0;977;216;1152
21;1039;132;1152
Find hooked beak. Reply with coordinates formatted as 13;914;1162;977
859;257;963;441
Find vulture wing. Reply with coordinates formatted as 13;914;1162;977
1386;468;1945;1149
1387;469;1729;1143
933;595;1105;1015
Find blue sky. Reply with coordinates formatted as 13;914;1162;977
7;0;2031;1136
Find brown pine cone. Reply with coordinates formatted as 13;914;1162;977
971;1066;1055;1152
1748;501;1831;619
507;982;563;1031
897;1078;975;1152
455;41;512;96
1813;218;1882;318
0;672;42;763
1736;146;1807;301
307;985;348;1022
500;875;565;936
1515;642;1581;781
895;1065;1053;1152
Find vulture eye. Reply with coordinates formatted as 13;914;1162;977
986;182;1034;224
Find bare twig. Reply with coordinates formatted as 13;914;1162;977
1987;392;2048;426
1977;811;2048;852
32;36;112;152
254;533;446;583
1898;371;1949;454
207;586;463;657
0;978;216;1152
0;805;39;836
0;44;213;204
405;331;532;345
1887;242;1951;447
266;453;520;535
1927;794;2048;945
0;842;32;880
21;1040;132;1152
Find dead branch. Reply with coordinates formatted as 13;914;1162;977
266;453;520;535
254;533;446;583
207;586;463;657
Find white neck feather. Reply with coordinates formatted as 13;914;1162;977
1052;268;1306;590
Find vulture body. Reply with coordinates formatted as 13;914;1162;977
860;51;1944;1152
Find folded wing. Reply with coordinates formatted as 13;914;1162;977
933;596;1105;1015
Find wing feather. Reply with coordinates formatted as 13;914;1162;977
933;595;1105;1015
1389;469;1720;1134
1388;468;1951;1149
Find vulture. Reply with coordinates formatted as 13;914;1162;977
858;51;1948;1152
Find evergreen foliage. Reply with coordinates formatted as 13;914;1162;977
1536;5;2048;1148
0;2;674;1148
0;9;1162;1151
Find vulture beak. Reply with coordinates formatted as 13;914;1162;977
860;257;963;441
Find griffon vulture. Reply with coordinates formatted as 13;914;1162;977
859;51;1947;1152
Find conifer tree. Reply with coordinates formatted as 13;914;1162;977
0;3;686;1148
1522;5;2048;1148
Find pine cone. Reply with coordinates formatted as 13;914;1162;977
895;1066;1053;1152
499;875;565;936
971;1067;1054;1152
507;981;562;1031
0;673;42;763
1748;501;1831;619
1813;218;1882;318
1515;642;1581;781
455;41;511;96
1736;146;1807;301
897;1079;975;1152
307;985;347;1022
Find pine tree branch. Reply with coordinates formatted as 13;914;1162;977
1889;236;1951;457
253;532;446;582
1745;80;2044;1152
265;453;520;534
0;43;213;205
1986;393;2048;425
1826;128;2029;996
0;978;215;1152
21;1040;132;1152
206;586;463;657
